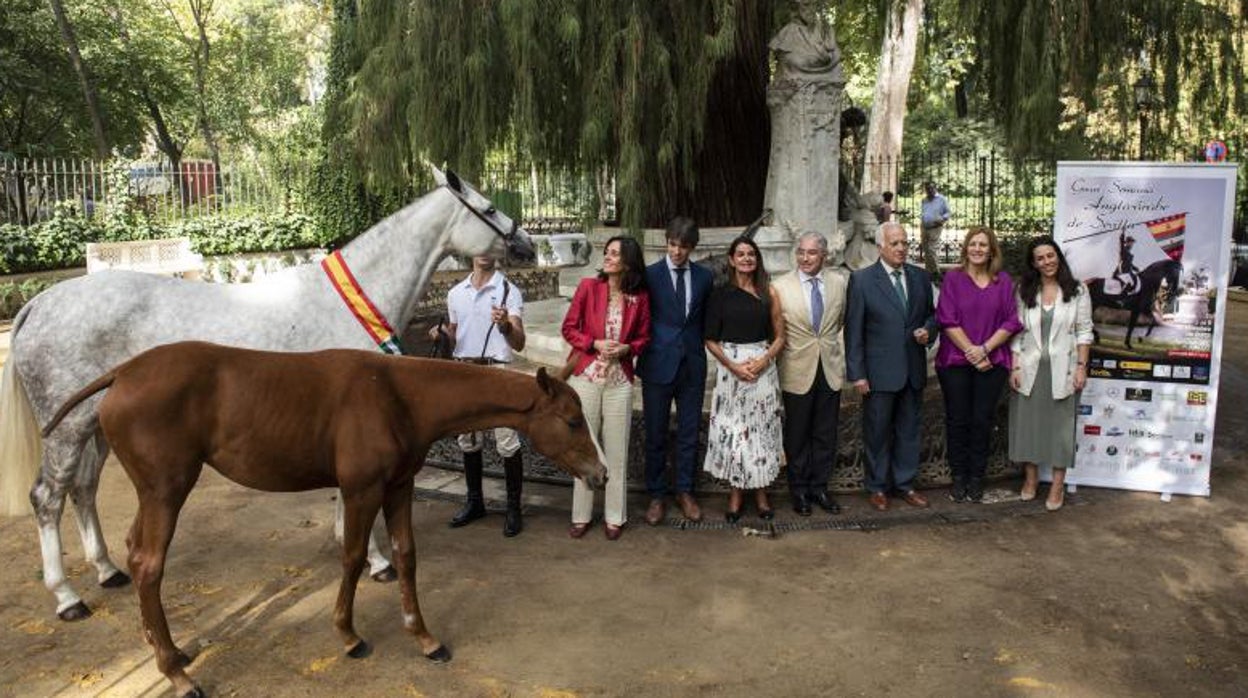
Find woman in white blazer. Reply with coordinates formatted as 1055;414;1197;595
1008;237;1093;511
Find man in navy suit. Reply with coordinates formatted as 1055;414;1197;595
638;217;713;524
845;222;938;511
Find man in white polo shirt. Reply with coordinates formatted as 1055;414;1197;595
438;254;527;536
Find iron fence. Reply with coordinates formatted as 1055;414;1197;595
0;158;315;226
0;157;612;232
854;150;1246;239
2;152;1240;239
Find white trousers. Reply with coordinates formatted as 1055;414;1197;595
456;427;522;456
568;376;633;526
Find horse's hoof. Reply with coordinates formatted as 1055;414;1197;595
424;645;452;663
57;601;92;622
101;570;131;588
181;686;205;698
370;566;398;583
346;640;372;659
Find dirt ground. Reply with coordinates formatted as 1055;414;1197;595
2;305;1248;698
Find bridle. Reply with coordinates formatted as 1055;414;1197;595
439;180;522;245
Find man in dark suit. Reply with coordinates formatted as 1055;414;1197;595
845;222;938;511
638;217;713;524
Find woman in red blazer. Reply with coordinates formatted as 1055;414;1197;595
561;235;651;540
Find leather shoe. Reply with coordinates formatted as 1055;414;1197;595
868;492;889;512
675;493;703;522
644;498;666;526
809;492;842;515
604;523;624;541
901;490;930;508
568;522;591;539
792;492;812;516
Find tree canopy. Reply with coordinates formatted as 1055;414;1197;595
333;0;775;229
0;0;326;164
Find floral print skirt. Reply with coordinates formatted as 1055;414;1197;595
703;341;784;489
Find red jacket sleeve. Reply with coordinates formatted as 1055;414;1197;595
561;279;597;353
626;291;651;357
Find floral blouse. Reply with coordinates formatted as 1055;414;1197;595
581;291;629;387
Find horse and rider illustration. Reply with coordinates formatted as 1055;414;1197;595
1074;217;1187;350
1111;229;1141;295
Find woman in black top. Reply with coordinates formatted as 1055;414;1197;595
703;236;787;521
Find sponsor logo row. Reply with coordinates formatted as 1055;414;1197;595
1080;386;1210;405
1087;359;1210;382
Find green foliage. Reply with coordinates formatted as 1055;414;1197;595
0;277;58;321
956;0;1248;158
334;0;770;230
0;209;326;275
1;0;328;163
998;230;1041;280
174;212;323;256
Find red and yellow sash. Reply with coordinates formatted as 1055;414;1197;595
321;250;403;354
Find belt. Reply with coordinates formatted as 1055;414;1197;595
454;357;510;366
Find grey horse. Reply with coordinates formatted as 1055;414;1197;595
0;165;534;620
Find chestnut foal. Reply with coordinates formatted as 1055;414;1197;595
44;341;607;698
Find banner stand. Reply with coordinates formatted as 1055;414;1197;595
1054;161;1237;498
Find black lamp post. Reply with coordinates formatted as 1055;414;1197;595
1134;71;1156;160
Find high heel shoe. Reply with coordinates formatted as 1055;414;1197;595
725;488;744;524
1045;495;1064;512
755;490;774;520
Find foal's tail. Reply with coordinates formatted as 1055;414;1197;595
41;371;117;439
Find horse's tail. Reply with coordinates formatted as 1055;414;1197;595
41;371;116;440
0;323;42;516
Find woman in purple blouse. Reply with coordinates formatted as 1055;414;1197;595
935;226;1023;502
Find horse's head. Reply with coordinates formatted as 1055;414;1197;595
431;165;536;264
1163;258;1183;289
522;368;608;489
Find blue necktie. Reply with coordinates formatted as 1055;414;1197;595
891;269;908;312
809;277;823;330
674;267;687;318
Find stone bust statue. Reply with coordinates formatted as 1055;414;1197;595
769;0;845;85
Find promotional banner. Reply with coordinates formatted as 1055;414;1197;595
1053;162;1237;496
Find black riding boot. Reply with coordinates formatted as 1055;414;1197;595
450;450;487;528
502;453;524;537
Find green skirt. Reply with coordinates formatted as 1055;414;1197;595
1008;357;1077;469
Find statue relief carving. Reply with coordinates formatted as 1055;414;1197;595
763;0;846;272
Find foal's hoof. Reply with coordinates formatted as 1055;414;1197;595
370;566;398;583
346;640;372;659
181;686;205;698
424;645;452;663
101;570;131;588
173;649;194;669
57;601;92;622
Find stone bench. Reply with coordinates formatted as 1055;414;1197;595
85;237;204;278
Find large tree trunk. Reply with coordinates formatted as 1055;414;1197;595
112;4;185;195
862;0;923;196
48;0;110;157
188;0;223;205
644;0;773;228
